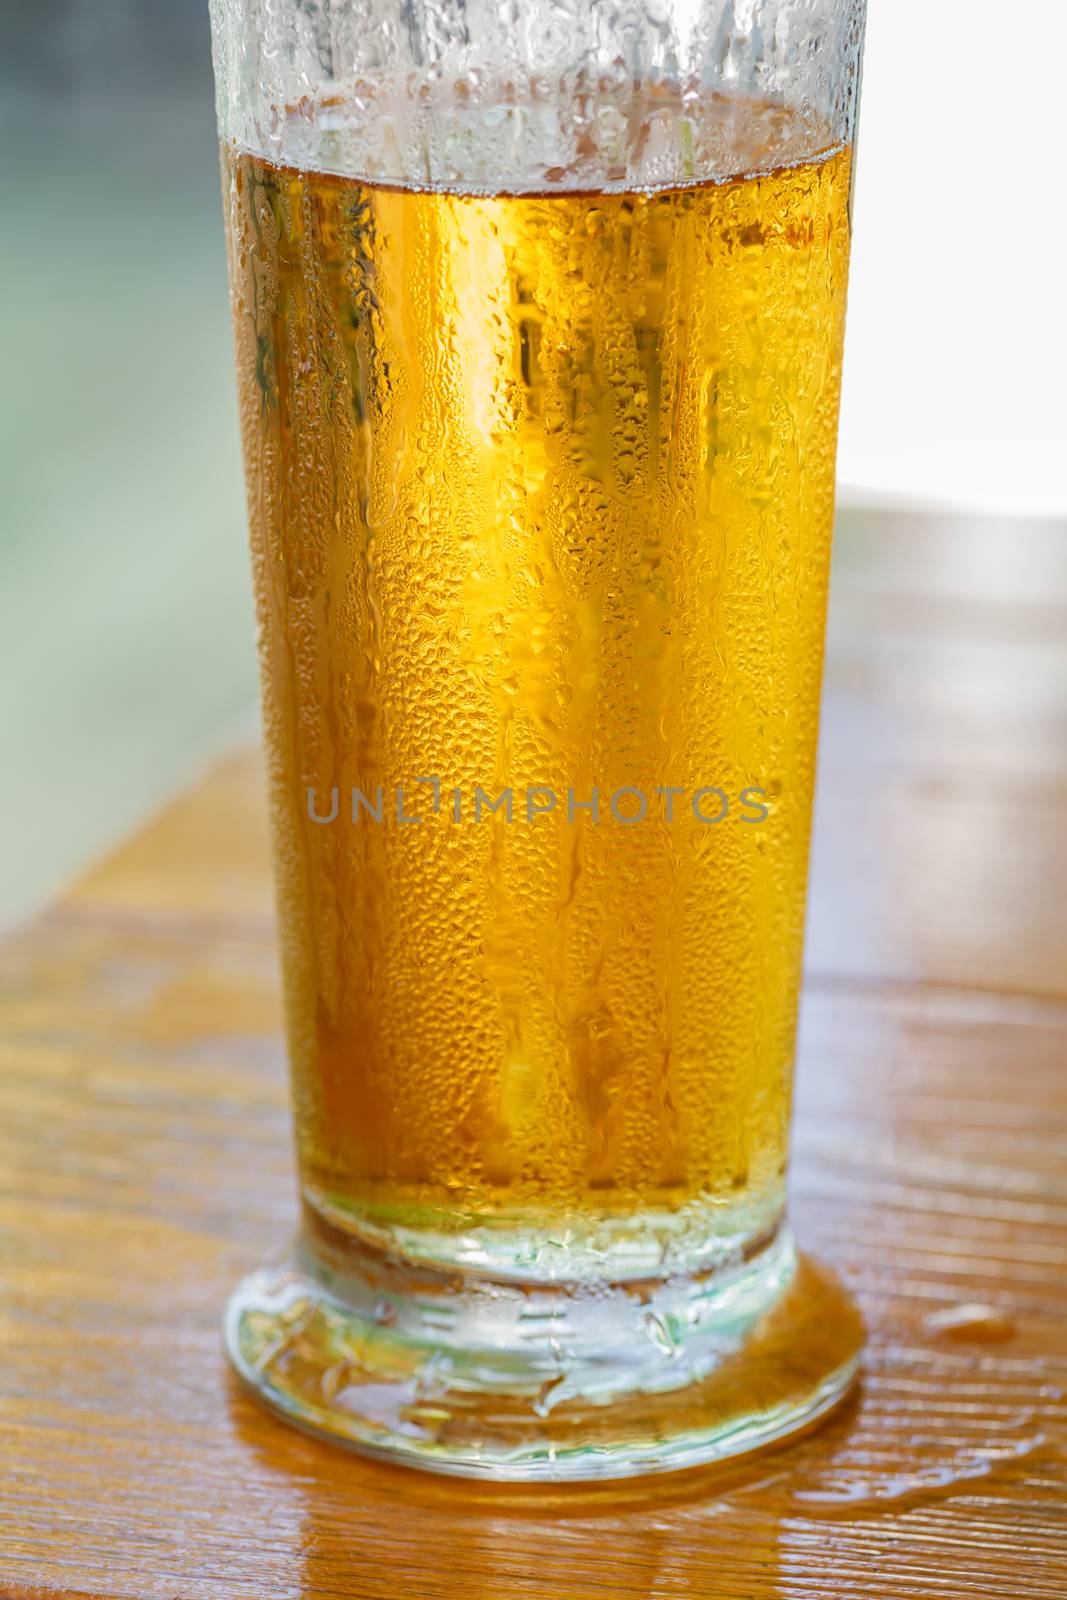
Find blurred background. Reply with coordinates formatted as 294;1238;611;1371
2;0;1066;927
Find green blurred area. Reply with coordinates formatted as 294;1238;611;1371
1;15;259;926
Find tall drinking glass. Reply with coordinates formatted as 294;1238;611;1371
212;0;867;1478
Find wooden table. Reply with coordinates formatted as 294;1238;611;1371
2;507;1065;1599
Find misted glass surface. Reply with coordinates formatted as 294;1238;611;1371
225;99;850;1275
214;0;866;1477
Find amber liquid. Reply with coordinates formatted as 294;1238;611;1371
223;104;851;1269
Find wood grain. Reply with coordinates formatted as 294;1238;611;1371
2;507;1066;1599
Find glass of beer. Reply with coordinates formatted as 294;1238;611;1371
212;0;867;1478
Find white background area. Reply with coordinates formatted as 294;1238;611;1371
839;0;1067;516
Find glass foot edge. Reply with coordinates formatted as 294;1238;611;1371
224;1240;863;1482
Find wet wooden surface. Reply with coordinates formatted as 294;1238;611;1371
2;507;1066;1598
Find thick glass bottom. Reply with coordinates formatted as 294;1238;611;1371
303;1178;788;1282
224;1216;863;1481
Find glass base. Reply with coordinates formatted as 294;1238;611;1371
224;1218;863;1481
